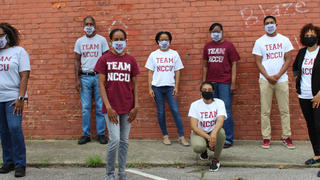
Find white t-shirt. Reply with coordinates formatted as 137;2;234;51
188;98;227;133
252;33;294;83
299;46;320;99
145;49;184;87
74;34;109;72
0;46;30;102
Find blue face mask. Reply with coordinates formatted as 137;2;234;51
0;35;7;49
211;32;222;42
112;41;126;54
264;24;277;34
158;41;170;50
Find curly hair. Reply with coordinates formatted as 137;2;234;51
0;23;20;47
300;23;320;46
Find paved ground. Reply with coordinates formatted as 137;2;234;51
1;167;320;180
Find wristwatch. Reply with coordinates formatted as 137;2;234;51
18;96;25;101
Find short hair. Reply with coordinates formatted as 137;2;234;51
263;16;277;24
83;16;96;26
300;23;320;46
200;81;214;91
109;28;127;40
155;31;172;44
209;23;223;32
0;23;19;47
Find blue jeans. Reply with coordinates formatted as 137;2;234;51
105;114;131;178
152;86;184;137
212;83;234;145
80;75;105;136
0;100;26;168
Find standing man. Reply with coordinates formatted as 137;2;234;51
202;23;240;148
252;16;295;149
74;16;109;145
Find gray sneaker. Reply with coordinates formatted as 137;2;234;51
119;175;132;180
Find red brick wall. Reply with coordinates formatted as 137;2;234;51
1;0;319;140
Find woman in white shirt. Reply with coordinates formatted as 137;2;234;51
293;23;320;177
0;23;30;178
145;31;189;146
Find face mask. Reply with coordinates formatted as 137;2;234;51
112;41;126;54
211;32;222;42
304;36;318;47
264;24;277;34
202;91;213;100
0;35;7;49
84;26;95;35
158;41;170;50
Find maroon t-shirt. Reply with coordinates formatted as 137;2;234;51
203;40;240;84
94;51;140;114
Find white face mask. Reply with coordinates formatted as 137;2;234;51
211;32;222;42
84;26;95;36
0;35;7;49
264;24;277;34
112;41;126;54
158;41;170;50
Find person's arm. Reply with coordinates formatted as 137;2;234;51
208;115;225;148
230;61;237;94
128;76;139;122
274;51;292;80
190;117;211;140
173;70;180;96
74;53;81;91
98;73;118;124
255;54;277;84
148;70;154;97
10;71;30;115
202;60;208;82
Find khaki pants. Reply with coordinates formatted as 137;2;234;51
190;128;226;159
259;78;291;139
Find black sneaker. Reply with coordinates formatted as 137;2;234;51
0;164;14;174
200;150;209;160
98;135;108;144
78;136;91;145
223;143;232;148
209;158;220;172
14;166;26;177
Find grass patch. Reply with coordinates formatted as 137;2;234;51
85;155;104;167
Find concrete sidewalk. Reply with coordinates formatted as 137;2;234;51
2;140;315;168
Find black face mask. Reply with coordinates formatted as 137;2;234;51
202;91;213;100
304;36;318;47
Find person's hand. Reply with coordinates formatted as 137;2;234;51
106;107;118;124
312;93;320;108
266;75;277;85
10;99;24;116
207;135;217;150
75;79;81;92
128;107;138;123
173;88;178;96
149;88;154;98
230;83;236;94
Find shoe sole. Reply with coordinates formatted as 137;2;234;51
261;145;270;149
199;156;209;161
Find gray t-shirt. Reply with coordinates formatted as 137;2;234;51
74;34;109;72
0;46;31;102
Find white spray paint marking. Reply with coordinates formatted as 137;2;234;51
126;169;169;180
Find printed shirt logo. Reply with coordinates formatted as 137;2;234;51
156;57;174;72
208;48;225;63
199;110;218;128
82;43;99;58
107;61;131;82
265;43;283;60
302;57;315;76
0;56;12;71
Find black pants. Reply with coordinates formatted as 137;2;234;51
299;98;320;156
